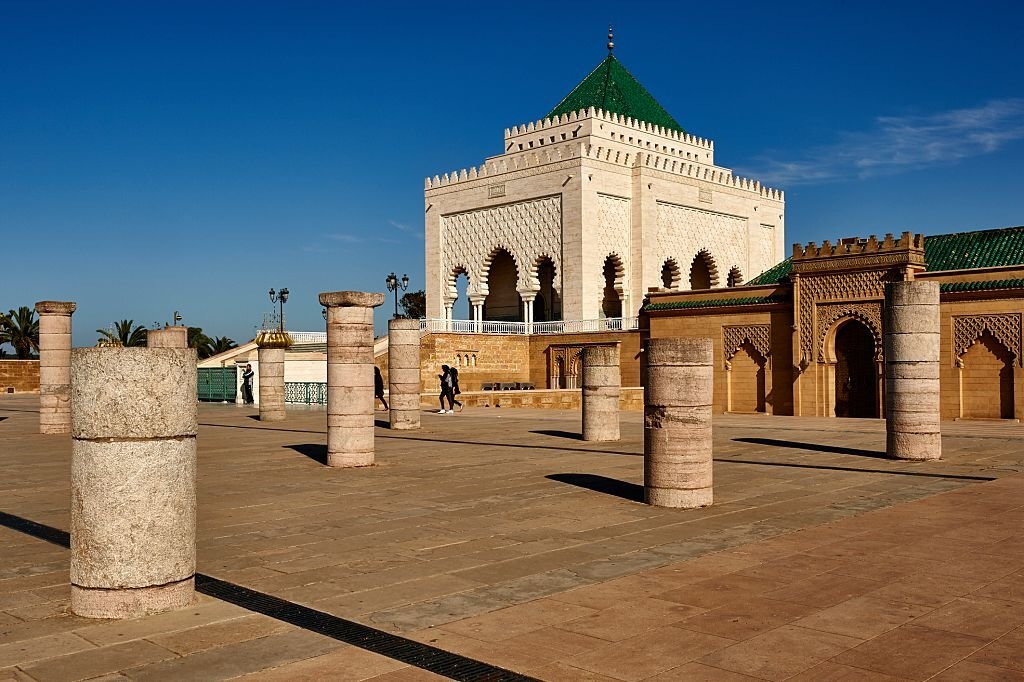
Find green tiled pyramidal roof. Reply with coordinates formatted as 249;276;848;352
747;226;1024;286
547;55;685;133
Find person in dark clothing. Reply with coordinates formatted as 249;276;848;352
241;364;255;404
374;366;389;410
449;366;464;412
438;364;456;413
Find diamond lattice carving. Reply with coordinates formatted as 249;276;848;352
653;202;751;291
953;314;1022;365
595;194;632;297
723;325;772;361
441;196;562;300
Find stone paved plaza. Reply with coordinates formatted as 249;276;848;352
3;395;1024;680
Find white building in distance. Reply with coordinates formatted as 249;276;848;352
424;40;785;326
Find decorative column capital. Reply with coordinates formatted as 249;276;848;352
319;291;386;308
255;330;292;349
35;300;76;316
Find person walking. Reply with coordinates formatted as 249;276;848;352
449;366;464;412
374;366;389;411
241;364;255;405
438;364;456;414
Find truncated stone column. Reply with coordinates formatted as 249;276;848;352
644;337;714;508
885;281;941;460
582;344;620;441
70;347;197;618
320;291;385;467
256;330;289;422
34;301;76;434
388;318;421;430
147;325;188;349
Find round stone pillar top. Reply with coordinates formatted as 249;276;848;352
147;326;188;349
35;300;77;316
388;318;421;332
887;280;940;306
646;337;713;366
319;291;386;308
71;348;198;439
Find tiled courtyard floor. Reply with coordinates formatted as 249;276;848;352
2;394;1024;680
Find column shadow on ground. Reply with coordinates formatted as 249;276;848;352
530;429;583;440
547;473;644;502
284;444;328;465
733;437;887;459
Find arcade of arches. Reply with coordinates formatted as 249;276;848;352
643;227;1024;421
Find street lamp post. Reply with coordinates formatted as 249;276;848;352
268;287;289;332
385;273;409;319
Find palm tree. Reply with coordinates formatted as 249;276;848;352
2;307;40;359
205;336;237;358
187;327;213;355
96;320;147;347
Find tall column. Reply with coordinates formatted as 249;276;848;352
644;337;714;508
582;344;620;441
388;319;421;430
147;326;188;349
34;301;76;434
320;291;385;467
885;281;941;460
256;330;289;422
70;347;197;618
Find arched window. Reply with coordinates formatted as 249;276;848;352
727;266;743;287
661;259;681;289
482;248;521;322
601;255;624;318
689;251;717;290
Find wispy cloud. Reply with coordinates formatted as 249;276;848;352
389;219;424;241
325;233;364;243
739;98;1024;187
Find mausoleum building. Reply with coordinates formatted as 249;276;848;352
424;46;785;327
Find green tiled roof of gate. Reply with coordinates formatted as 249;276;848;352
546;55;685;133
644;295;787;311
940;278;1024;293
747;226;1024;286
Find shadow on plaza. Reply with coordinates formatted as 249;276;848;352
733;437;887;460
547;473;644;502
531;429;583;440
284;443;328;465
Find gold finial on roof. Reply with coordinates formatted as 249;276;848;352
607;25;614;53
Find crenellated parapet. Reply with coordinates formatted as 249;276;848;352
503;107;714;151
792;232;926;274
425;140;783;201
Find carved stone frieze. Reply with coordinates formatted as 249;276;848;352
797;269;894;359
953;314;1022;365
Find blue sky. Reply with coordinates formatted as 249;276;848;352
2;1;1023;347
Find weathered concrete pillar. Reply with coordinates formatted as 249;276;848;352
885;281;941;460
644;337;714;508
582;344;620;441
320;291;385;467
34;301;76;434
255;330;289;422
70;347;197;618
388;318;421;430
147;326;188;349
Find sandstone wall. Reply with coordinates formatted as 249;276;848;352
0;360;40;393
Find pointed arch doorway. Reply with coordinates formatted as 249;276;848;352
833;320;877;418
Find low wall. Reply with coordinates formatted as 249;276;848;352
0;360;40;393
419;387;643;411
